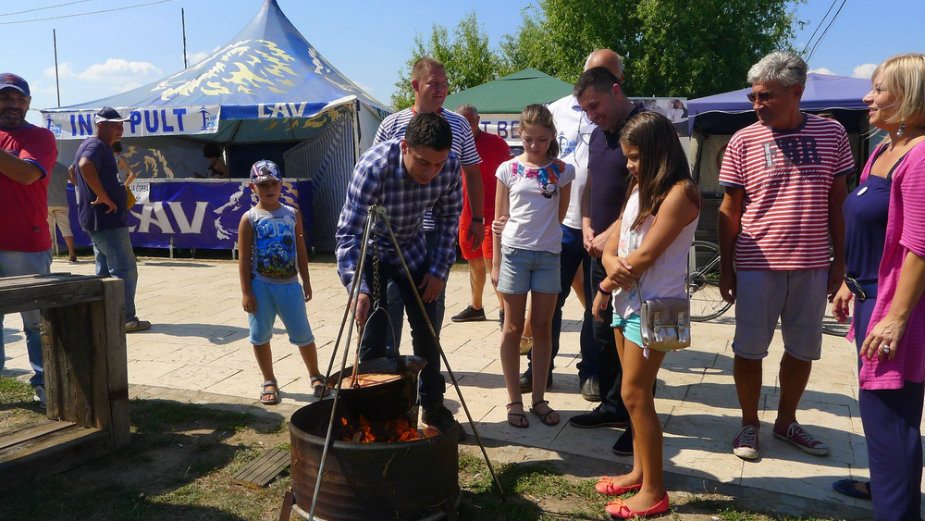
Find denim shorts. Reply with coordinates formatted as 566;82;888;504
611;312;644;347
496;245;560;294
248;278;315;346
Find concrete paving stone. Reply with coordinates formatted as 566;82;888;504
127;360;186;387
156;364;243;392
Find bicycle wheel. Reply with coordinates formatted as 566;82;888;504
687;240;732;322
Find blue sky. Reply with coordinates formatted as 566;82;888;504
5;0;924;124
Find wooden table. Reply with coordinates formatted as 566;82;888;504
0;274;129;487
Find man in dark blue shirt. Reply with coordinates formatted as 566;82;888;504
74;107;150;332
571;67;645;455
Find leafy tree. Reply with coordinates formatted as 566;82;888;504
501;0;801;98
391;13;503;110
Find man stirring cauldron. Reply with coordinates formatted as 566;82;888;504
335;113;463;439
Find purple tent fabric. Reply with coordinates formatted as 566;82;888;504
687;73;871;132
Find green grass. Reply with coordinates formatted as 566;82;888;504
0;377;843;521
0;376;33;403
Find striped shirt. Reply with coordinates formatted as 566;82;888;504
335;139;462;294
719;114;854;270
374;107;480;230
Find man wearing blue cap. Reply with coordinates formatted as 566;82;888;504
73;106;151;332
0;73;57;406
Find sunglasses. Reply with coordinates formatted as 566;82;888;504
747;91;775;103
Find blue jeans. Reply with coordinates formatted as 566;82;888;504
360;259;446;411
384;230;446;356
88;227;139;322
527;225;597;381
0;249;52;387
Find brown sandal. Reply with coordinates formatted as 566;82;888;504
506;401;529;428
531;400;560;426
260;380;280;405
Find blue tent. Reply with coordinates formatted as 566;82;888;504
687;72;871;134
41;0;391;253
41;0;388;144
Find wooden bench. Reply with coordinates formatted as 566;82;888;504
0;274;129;487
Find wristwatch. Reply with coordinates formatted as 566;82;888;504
597;283;612;295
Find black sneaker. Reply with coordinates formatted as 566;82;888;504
519;369;553;392
569;406;628;429
580;377;601;402
612;427;633;456
451;306;486;323
422;405;465;442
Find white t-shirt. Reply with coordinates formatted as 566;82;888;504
612;187;699;318
547;94;592;229
497;157;575;254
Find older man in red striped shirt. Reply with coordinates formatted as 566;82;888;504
718;52;854;461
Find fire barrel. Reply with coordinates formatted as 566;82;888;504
289;398;460;521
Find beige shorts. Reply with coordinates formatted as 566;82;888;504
732;269;828;361
48;206;73;238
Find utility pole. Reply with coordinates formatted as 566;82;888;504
53;28;61;107
181;7;188;68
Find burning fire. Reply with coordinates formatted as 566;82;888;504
339;415;439;444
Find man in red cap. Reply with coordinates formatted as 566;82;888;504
0;73;57;407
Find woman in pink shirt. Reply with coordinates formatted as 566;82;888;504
833;53;925;521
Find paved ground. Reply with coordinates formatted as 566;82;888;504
3;255;918;518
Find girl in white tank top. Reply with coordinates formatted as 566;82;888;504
590;112;701;519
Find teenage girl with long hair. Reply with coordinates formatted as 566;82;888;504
591;111;700;518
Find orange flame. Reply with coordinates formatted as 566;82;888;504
338;415;439;443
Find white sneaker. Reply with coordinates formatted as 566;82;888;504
733;424;760;460
33;384;47;409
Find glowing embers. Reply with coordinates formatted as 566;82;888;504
337;414;439;444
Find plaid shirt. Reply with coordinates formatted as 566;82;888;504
335;139;462;293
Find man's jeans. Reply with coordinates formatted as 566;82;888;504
0;249;52;387
591;257;630;416
527;225;597;382
384;230;446;356
88;227;139;323
360;259;446;411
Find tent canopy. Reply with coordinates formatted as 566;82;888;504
41;0;388;143
687;73;871;134
443;68;572;114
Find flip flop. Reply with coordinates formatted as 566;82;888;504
260;380;280;405
530;400;560;426
506;401;529;428
832;479;871;500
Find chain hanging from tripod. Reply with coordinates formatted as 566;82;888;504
349;243;383;388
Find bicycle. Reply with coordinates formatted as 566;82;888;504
687;240;732;322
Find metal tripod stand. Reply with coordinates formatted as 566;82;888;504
306;205;504;521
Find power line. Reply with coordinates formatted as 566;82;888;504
806;0;848;62
0;0;171;25
0;0;92;18
800;0;839;56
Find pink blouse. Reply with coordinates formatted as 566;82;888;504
858;141;925;390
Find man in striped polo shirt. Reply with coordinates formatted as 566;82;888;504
718;52;853;461
373;57;483;351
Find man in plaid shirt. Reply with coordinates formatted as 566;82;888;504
336;113;463;437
